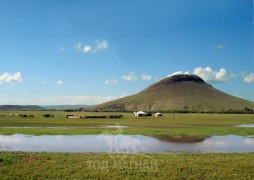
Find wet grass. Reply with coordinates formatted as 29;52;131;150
0;111;254;137
1;111;254;179
0;152;253;179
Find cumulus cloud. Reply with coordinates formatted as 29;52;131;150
74;40;108;54
122;72;137;81
0;72;23;84
83;45;92;53
55;80;63;85
141;74;152;81
243;73;254;83
214;44;224;49
193;67;234;83
166;67;235;84
105;78;118;85
168;71;190;77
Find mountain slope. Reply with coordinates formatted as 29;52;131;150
97;74;254;112
0;105;44;110
42;105;95;111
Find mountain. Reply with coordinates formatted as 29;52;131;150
0;105;44;111
42;105;95;111
96;74;254;112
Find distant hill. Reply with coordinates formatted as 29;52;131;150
42;105;95;111
97;74;254;113
0;105;44;111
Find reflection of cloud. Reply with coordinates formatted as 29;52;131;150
212;140;231;147
0;136;21;143
244;138;254;145
55;135;63;141
203;138;232;148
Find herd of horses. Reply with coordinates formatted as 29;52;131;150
0;114;34;118
0;112;163;118
0;114;54;118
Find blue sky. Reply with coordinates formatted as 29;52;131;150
0;0;253;105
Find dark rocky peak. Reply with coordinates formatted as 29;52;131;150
145;74;206;90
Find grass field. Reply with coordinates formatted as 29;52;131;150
1;111;254;179
0;152;253;179
0;111;254;138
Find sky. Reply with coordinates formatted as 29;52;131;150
0;0;253;105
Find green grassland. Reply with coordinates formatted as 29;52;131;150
1;111;254;179
0;111;254;138
0;152;253;179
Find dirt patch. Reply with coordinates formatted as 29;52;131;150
18;155;38;161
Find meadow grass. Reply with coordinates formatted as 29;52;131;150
0;152;253;179
1;111;254;179
0;111;254;137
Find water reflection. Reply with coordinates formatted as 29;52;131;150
235;124;254;128
0;134;253;153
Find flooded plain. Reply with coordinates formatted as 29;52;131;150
0;125;129;129
0;134;253;153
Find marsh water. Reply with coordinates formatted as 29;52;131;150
0;134;253;153
235;124;254;128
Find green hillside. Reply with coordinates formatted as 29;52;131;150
0;105;44;111
97;74;254;113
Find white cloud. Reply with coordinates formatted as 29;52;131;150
37;96;113;105
0;94;128;105
168;71;190;77
96;40;108;51
243;73;254;83
74;42;82;49
0;72;23;84
122;72;137;81
141;74;152;81
234;93;244;99
83;45;92;53
166;67;235;84
55;80;63;85
193;67;234;83
60;47;65;51
214;44;224;49
74;40;108;54
105;78;118;85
